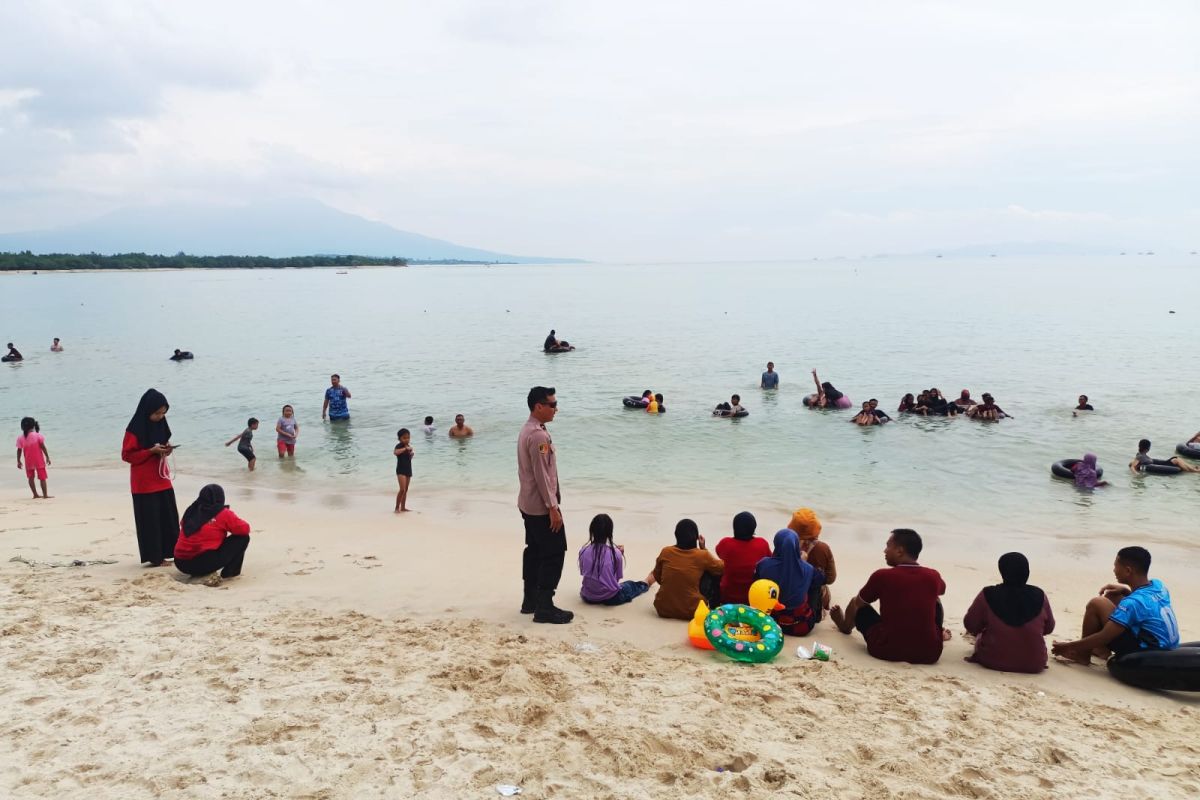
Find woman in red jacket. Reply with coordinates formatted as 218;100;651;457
174;484;251;586
122;389;179;566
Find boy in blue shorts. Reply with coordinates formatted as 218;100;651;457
1052;546;1180;664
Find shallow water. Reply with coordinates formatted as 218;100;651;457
2;257;1197;544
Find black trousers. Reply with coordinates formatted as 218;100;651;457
521;512;567;595
175;536;250;579
132;489;179;564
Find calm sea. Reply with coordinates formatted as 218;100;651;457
2;257;1197;545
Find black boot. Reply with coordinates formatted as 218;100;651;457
532;590;573;624
519;582;536;615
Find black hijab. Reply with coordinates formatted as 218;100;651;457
127;389;171;449
181;484;227;537
982;552;1045;627
732;511;757;541
822;382;844;402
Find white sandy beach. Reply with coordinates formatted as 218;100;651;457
2;467;1198;799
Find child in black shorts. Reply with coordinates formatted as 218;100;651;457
225;418;259;471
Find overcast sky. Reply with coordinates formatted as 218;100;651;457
1;1;1197;260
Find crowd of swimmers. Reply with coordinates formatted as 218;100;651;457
576;507;1183;675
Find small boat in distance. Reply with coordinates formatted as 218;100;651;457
335;270;349;274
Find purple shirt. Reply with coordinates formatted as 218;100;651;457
578;543;624;602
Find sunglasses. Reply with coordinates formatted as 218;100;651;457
539;400;558;408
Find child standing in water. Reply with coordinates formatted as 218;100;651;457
225;418;259;471
275;405;299;459
16;417;51;499
394;428;413;512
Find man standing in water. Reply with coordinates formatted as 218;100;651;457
760;361;779;389
517;386;572;624
322;373;352;421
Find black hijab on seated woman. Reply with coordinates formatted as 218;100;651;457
983;552;1045;627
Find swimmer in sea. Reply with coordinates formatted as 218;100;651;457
50;338;63;352
4;343;24;361
1129;439;1200;475
967;393;1009;420
954;389;976;412
170;349;193;361
898;393;917;413
807;370;845;409
448;414;474;438
868;399;891;423
851;401;879;425
1073;395;1094;416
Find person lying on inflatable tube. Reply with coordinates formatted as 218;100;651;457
713;395;748;418
623;390;652;408
1130;439;1200;476
805;369;851;409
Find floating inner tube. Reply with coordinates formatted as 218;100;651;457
623;396;649;408
713;409;749;418
1176;443;1200;460
704;604;784;664
170;352;194;361
1141;462;1182;476
0;356;21;363
1108;642;1200;692
1051;459;1104;480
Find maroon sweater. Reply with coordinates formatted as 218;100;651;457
963;590;1055;673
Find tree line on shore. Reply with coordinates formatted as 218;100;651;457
0;252;409;271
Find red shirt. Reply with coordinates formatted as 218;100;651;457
121;431;173;494
715;537;772;605
173;508;251;561
858;564;946;664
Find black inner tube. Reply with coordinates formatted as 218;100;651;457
1051;459;1103;480
1108;642;1200;692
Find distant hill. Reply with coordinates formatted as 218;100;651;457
0;198;582;263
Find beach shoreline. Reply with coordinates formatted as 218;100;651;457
2;467;1199;796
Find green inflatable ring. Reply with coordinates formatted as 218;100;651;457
704;604;785;663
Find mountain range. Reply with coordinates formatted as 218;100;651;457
0;199;580;263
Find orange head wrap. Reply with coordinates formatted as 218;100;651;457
787;507;822;540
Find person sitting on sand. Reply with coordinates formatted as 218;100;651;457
954;389;976;412
578;513;654;606
5;343;24;361
448;414;474;438
1051;546;1180;664
1072;453;1108;488
1075;394;1094;412
1130;438;1200;474
50;338;63;352
967;393;1009;420
788;507;836;610
651;519;724;620
173;484;251;587
963;552;1055;673
851;401;879;426
830;528;949;664
754;529;826;636
715;511;771;605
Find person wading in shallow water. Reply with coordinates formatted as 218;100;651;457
517;386;573;624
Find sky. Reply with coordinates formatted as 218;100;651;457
1;1;1197;260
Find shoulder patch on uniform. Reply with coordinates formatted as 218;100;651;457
537;442;550;455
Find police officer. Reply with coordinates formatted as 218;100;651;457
517;386;573;624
